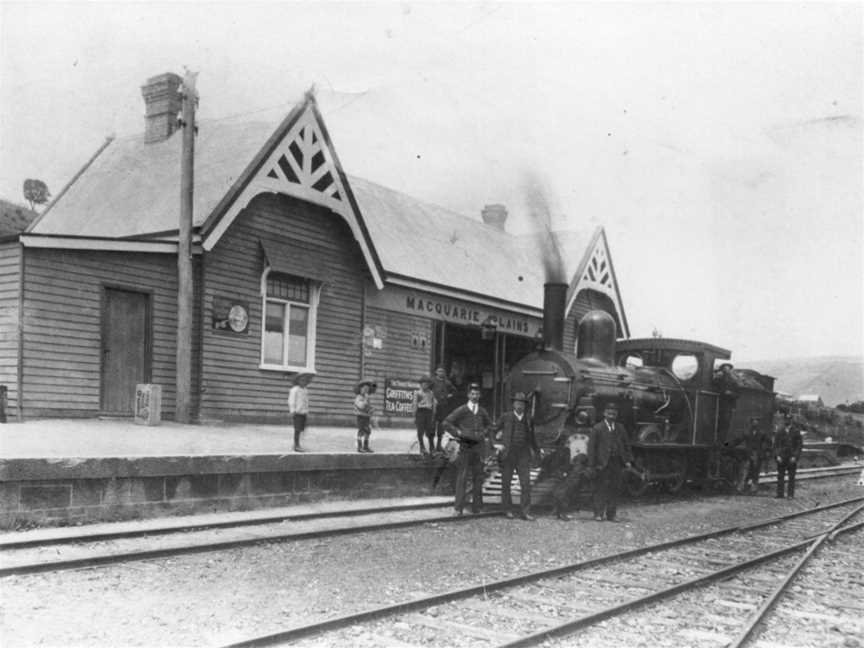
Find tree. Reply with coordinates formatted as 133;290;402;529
23;179;51;211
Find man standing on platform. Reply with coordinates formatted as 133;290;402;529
773;414;803;498
288;373;312;452
444;382;492;516
492;392;540;521
431;366;455;453
587;402;633;522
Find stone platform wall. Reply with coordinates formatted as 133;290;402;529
0;454;455;529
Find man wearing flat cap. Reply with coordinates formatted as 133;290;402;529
492;392;540;520
772;413;803;498
444;383;492;516
587;402;633;522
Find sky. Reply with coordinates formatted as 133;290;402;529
1;1;861;363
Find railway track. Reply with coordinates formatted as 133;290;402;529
0;500;497;577
1;464;857;578
218;496;864;648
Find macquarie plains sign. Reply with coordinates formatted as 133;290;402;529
366;286;541;339
384;378;420;416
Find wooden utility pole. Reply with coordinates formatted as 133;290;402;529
175;70;198;423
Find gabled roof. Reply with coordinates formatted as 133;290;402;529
27;90;627;327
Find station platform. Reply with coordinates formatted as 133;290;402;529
0;419;454;530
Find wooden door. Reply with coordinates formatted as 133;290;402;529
101;288;150;414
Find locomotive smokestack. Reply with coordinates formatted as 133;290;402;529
576;310;617;365
542;282;567;351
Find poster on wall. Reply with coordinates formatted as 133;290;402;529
383;378;420;416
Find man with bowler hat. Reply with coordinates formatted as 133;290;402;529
492;392;540;521
588;402;633;522
444;382;492;516
773;413;803;498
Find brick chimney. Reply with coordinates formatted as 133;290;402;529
141;73;183;143
481;204;508;231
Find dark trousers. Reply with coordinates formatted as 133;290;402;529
415;408;434;450
454;444;485;513
292;414;306;447
746;457;762;487
776;459;797;497
434;415;447;450
500;446;532;515
553;467;588;512
593;459;624;520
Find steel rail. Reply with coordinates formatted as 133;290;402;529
0;500;452;550
499;503;864;648
217;495;864;648
0;509;501;578
728;502;864;648
496;539;814;648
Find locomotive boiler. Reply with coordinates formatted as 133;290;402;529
508;284;775;494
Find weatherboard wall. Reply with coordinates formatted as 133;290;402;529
200;193;369;424
18;248;193;418
0;241;21;419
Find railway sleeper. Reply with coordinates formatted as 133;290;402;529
402;612;521;643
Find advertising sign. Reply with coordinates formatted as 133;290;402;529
384;378;419;416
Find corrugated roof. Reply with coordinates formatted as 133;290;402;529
30;108;598;310
31;120;277;238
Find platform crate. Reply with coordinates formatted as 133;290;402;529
134;384;162;426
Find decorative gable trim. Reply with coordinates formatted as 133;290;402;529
201;95;384;289
565;228;629;337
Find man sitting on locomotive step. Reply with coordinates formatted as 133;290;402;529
444;383;492;516
551;410;595;521
587;402;633;522
491;392;540;521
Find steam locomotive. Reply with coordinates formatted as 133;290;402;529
507;284;776;495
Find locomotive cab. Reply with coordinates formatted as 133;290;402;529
615;338;733;447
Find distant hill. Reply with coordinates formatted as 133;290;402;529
0;198;38;236
740;356;864;407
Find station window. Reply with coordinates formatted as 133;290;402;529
260;271;319;372
670;353;699;381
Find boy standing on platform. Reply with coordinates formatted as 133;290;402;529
354;380;377;453
288;374;312;452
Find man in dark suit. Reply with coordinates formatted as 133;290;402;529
492;392;540;521
444;383;492;516
773;413;803;498
740;416;768;494
587;402;633;522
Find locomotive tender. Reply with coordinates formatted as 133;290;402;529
508;284;776;494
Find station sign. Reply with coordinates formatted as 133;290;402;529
366;286;540;339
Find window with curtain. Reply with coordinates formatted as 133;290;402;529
261;271;318;371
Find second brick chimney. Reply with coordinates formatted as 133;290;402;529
141;73;183;143
481;204;508;231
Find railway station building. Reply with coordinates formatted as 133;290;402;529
0;73;629;426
